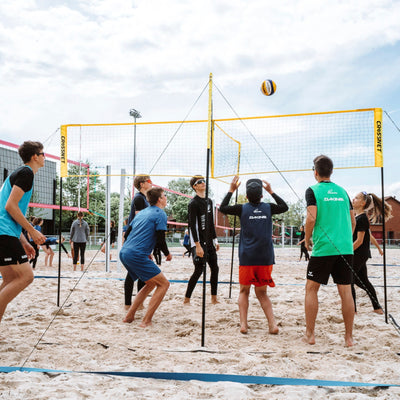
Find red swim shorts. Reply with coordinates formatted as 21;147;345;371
239;265;275;287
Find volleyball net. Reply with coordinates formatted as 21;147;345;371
60;108;382;181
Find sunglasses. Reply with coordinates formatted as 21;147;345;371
36;152;45;157
146;179;152;184
194;179;205;185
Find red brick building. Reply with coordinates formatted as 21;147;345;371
370;196;400;243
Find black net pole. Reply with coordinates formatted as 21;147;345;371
380;167;388;323
57;177;63;307
201;146;212;347
228;190;239;299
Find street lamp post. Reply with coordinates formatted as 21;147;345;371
129;108;142;187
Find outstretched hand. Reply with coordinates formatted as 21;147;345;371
262;180;273;194
229;175;241;192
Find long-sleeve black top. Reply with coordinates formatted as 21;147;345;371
219;192;288;217
188;195;217;247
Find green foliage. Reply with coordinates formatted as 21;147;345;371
280;199;306;229
164;178;192;222
226;193;247;229
56;163;107;231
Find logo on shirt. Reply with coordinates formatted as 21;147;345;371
324;197;344;202
327;189;338;195
249;207;267;219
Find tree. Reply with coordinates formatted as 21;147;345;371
164;178;214;223
280;199;306;230
164;178;192;222
56;163;106;231
226;193;247;229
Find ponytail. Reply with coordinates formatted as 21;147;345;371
363;192;392;223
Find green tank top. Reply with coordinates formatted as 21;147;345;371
311;182;353;257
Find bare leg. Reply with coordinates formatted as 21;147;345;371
41;246;48;266
140;273;170;328
337;284;355;347
48;248;54;267
123;281;156;323
255;285;279;334
0;263;34;324
238;285;250;334
304;279;320;345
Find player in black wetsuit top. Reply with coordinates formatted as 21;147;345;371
183;176;220;305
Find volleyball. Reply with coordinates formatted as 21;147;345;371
260;79;276;96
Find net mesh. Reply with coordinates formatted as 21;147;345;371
60;108;380;179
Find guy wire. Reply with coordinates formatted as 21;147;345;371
149;81;209;174
20;231;111;369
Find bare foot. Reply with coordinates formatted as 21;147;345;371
345;335;354;347
183;297;191;305
303;332;316;345
139;321;152;328
123;308;135;323
374;308;384;315
269;325;279;335
211;295;219;304
240;323;248;334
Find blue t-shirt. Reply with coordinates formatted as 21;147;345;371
121;206;167;257
239;202;274;266
0;165;34;238
183;233;190;245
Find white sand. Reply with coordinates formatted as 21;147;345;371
1;246;400;399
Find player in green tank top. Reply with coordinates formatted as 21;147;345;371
304;155;356;347
310;181;353;256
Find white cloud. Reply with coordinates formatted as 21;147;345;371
0;0;399;198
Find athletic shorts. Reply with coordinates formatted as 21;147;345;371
239;265;275;287
0;235;29;266
306;254;353;285
119;251;161;283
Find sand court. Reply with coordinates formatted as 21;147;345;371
1;247;400;399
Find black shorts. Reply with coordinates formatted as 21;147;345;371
0;235;29;266
306;254;353;285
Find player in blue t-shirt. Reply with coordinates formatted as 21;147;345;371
0;141;46;327
120;187;172;328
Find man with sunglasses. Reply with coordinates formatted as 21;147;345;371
0;141;46;327
184;175;220;305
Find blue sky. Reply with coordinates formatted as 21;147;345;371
1;0;399;203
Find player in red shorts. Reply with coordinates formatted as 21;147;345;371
220;176;288;334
